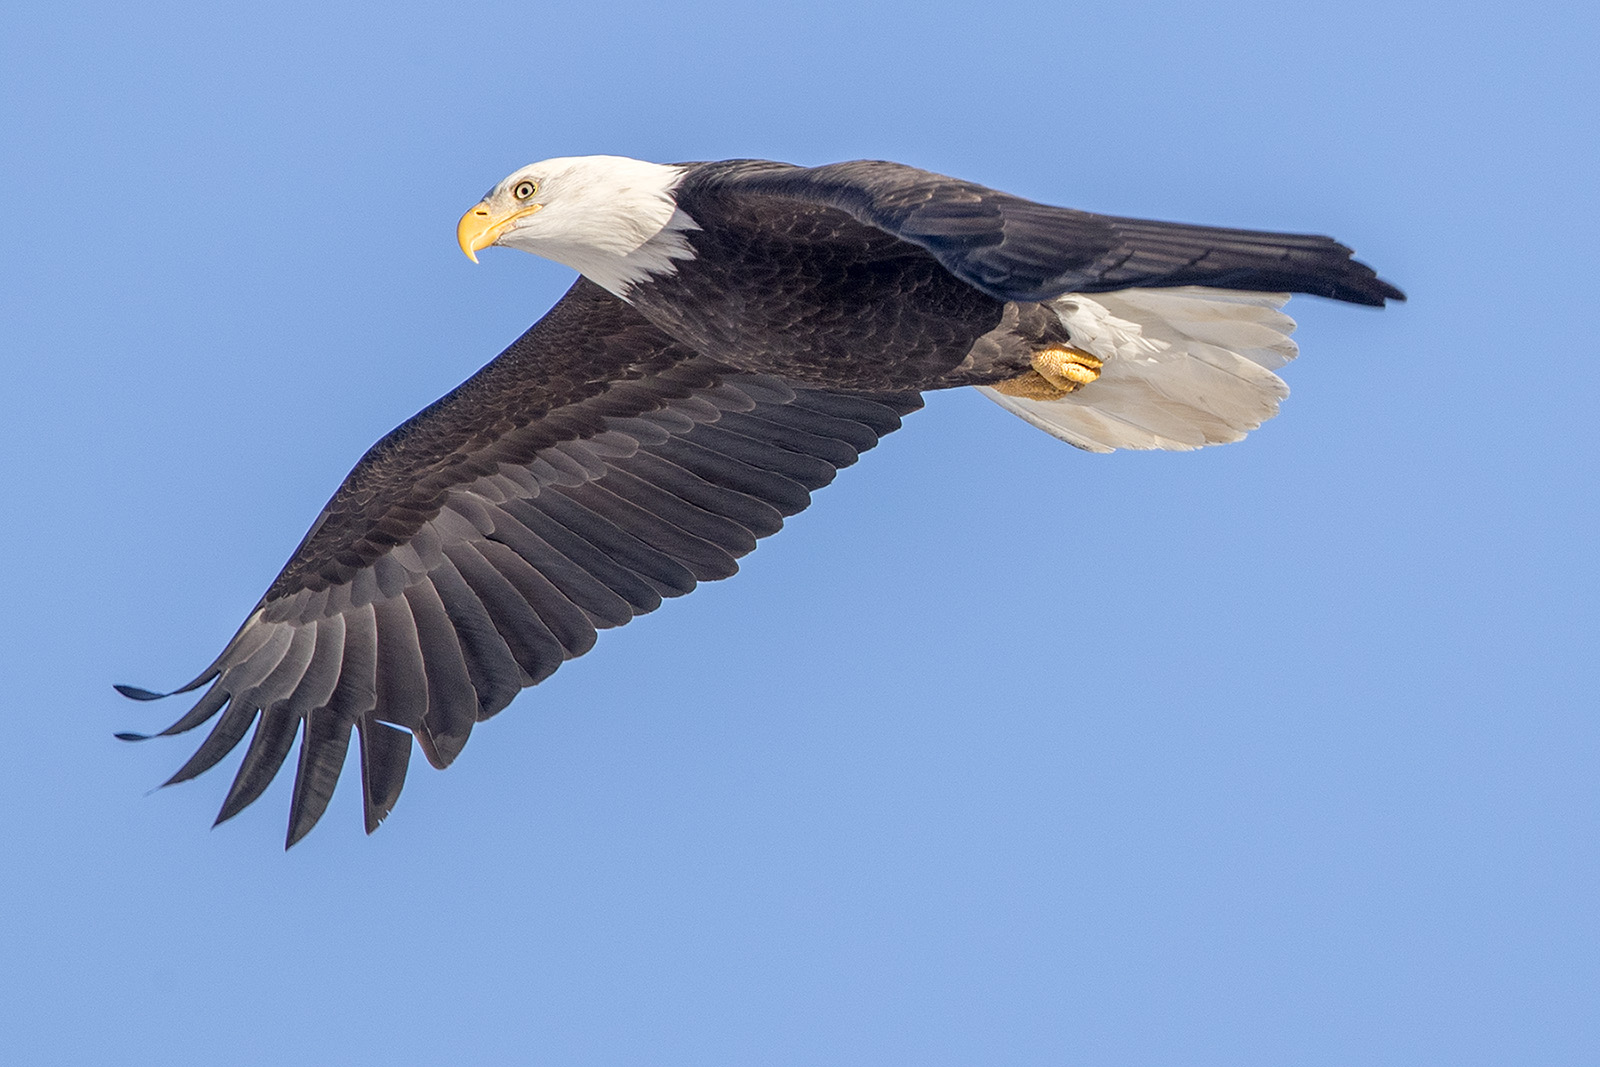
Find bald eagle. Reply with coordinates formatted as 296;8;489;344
119;156;1403;845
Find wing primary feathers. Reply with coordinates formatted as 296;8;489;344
155;622;307;782
115;684;232;742
203;623;326;815
285;710;354;848
163;700;259;787
356;715;412;834
233;623;319;718
280;606;382;845
113;666;223;704
325;604;380;721
370;596;429;732
115;685;173;702
401;579;480;768
215;706;301;826
427;555;535;716
112;605;285;718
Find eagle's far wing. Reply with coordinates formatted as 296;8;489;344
119;277;922;845
717;160;1404;306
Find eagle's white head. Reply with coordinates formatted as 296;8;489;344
457;155;697;295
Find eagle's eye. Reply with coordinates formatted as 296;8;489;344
512;180;538;200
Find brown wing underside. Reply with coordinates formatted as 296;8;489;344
120;278;922;846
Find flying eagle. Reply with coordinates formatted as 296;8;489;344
119;156;1403;845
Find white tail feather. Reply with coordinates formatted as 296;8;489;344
979;287;1299;452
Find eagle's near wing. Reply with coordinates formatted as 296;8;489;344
120;278;922;846
708;160;1405;306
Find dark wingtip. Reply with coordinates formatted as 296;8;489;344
284;784;325;850
213;804;242;829
1328;261;1405;307
1368;275;1406;304
286;811;323;850
115;684;167;701
114;731;153;742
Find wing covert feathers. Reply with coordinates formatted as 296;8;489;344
121;279;921;844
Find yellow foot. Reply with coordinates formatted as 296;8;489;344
991;347;1104;400
989;369;1067;400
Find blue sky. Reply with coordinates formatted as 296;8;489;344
2;1;1596;1063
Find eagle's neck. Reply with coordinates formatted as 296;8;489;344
499;156;700;296
582;205;701;296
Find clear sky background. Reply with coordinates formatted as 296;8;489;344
2;1;1596;1063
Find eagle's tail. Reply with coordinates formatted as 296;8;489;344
979;287;1300;453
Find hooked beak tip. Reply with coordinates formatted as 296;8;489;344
457;205;496;263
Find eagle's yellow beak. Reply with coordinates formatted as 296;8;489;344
456;202;542;263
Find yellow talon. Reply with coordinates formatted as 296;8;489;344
990;370;1068;400
1033;347;1103;392
991;347;1104;400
